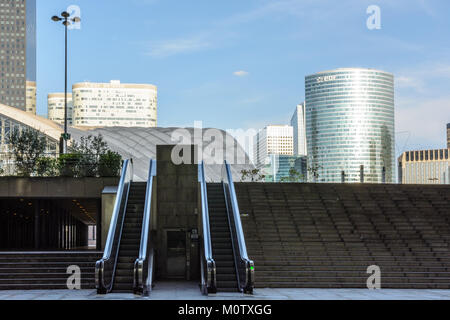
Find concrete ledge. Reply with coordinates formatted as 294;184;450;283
0;177;120;198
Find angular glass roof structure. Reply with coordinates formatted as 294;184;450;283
0;103;254;181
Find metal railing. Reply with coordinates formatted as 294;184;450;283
134;159;156;296
222;160;254;294
95;159;133;294
199;161;217;295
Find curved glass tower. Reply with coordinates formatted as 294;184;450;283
305;68;395;183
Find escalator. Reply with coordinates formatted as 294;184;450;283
199;161;254;295
207;184;238;292
96;159;156;295
112;182;146;292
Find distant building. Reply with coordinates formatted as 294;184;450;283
72;80;157;128
48;93;73;126
305;68;395;183
447;123;450;149
26;81;37;115
398;124;450;185
253;125;294;167
0;0;36;111
398;149;449;185
262;155;307;182
291;103;307;156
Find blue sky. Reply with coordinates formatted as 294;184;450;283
37;0;450;155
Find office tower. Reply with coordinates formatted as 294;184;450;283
262;154;307;182
25;81;36;114
253;125;294;167
0;0;36;111
48;93;73;126
291;102;307;156
305;68;395;183
398;149;449;185
72;80;157;127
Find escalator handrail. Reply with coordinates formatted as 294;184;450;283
95;159;133;293
223;160;254;293
134;159;156;295
199;161;216;293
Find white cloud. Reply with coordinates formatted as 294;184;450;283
396;97;450;151
233;71;249;77
145;36;210;57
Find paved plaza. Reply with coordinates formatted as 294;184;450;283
0;282;450;300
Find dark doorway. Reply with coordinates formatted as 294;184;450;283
166;230;187;279
0;198;100;251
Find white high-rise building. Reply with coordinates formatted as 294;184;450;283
48;93;73;126
306;68;395;183
26;81;37;115
72;80;157;128
291;102;307;156
253;125;294;167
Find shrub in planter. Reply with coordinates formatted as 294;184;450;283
98;151;122;177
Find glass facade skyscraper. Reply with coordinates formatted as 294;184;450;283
305;68;395;183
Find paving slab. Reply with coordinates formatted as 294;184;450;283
0;283;450;300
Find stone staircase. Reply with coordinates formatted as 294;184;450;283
0;251;101;290
236;183;450;289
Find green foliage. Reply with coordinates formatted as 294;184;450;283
58;153;83;177
98;151;123;177
60;134;122;178
36;157;58;177
10;128;48;177
280;168;304;183
240;168;265;182
8;131;122;178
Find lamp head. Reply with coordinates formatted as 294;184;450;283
51;16;62;22
61;11;70;18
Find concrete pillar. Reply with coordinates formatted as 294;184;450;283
34;201;40;250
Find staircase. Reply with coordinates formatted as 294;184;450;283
0;252;100;290
207;183;238;292
236;183;450;289
112;182;146;293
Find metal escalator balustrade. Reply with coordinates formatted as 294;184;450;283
112;182;147;292
134;159;157;296
96;159;134;294
199;161;217;294
207;183;239;292
221;161;254;294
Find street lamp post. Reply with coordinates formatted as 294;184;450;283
51;11;81;154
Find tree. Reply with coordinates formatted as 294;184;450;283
10;128;48;177
98;151;123;177
240;168;265;182
280;168;304;183
64;134;122;177
308;163;322;183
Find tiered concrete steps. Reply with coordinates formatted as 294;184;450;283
0;251;101;290
236;183;450;289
